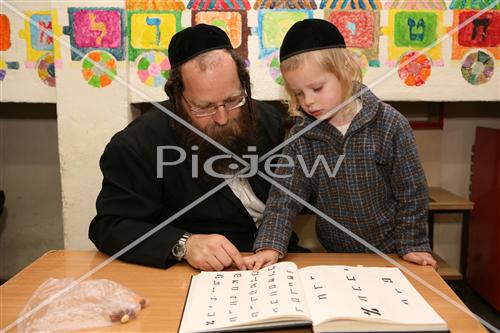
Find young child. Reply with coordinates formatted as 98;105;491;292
245;19;436;270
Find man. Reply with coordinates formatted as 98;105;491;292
89;24;304;271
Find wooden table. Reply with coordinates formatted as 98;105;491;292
0;251;487;333
428;187;474;277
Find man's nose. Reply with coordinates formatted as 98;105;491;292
212;106;228;125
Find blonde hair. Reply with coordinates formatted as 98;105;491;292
280;48;362;120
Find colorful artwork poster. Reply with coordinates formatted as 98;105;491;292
254;0;316;10
136;51;170;87
394;11;438;48
0;60;6;81
37;52;56;87
328;11;375;48
126;0;185;11
193;11;243;48
65;8;125;61
0;14;12;51
19;11;62;66
29;14;54;51
458;11;500;48
81;50;117;88
397;51;431;86
258;11;310;58
327;11;381;67
74;10;122;48
128;11;181;61
461;50;495;85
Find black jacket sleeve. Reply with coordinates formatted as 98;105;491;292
89;132;185;269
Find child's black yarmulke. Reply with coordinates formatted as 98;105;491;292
280;19;346;62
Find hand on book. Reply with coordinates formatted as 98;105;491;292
402;252;438;269
184;234;246;271
243;249;280;271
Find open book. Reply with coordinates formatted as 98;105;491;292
178;262;448;333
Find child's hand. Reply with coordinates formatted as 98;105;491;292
243;249;280;271
402;252;438;269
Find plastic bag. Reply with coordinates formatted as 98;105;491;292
17;278;147;333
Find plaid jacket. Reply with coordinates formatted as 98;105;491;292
254;86;431;257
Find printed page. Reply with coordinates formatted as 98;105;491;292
298;266;446;327
179;261;311;332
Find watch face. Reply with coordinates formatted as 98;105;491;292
172;243;186;258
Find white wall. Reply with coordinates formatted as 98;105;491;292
55;67;131;250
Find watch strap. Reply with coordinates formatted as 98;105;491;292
172;232;192;261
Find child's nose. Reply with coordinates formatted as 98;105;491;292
304;93;315;107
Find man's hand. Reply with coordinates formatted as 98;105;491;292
184;234;246;271
243;249;280;271
402;252;438;269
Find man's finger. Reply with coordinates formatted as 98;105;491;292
206;256;225;271
199;261;213;271
221;241;245;270
215;249;233;268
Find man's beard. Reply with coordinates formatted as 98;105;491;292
174;105;257;181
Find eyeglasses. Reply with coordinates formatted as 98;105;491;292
182;92;247;118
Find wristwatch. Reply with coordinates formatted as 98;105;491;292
172;232;192;261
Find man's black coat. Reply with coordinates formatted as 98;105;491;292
89;101;302;268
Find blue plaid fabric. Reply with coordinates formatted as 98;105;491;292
254;86;431;257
